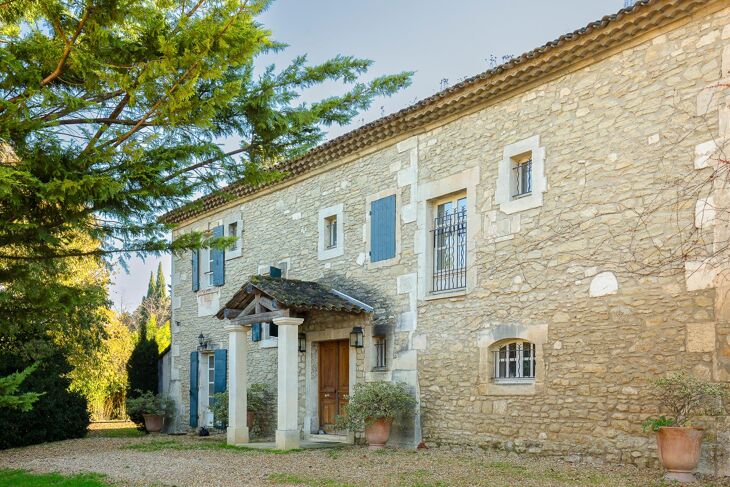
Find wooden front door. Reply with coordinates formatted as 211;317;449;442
318;340;349;432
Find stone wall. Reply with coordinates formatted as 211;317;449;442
168;3;730;472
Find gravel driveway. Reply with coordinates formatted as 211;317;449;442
1;434;729;487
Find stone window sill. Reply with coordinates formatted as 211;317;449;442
485;381;538;396
196;286;219;296
425;288;466;301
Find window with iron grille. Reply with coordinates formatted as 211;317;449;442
431;195;467;292
512;157;532;198
374;336;386;369
493;341;536;383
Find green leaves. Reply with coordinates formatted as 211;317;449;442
1;0;412;264
0;362;43;412
647;372;729;427
336;381;417;431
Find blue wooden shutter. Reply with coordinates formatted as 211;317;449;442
214;349;227;394
370;195;396;262
252;323;262;342
189;351;199;427
211;225;225;286
191;250;200;292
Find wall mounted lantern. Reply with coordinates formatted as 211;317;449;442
298;333;306;353
198;333;212;350
349;326;364;348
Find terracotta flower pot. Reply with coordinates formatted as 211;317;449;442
247;411;255;429
656;426;704;483
364;417;393;450
142;413;164;433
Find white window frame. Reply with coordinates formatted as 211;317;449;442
495;135;547;214
318;203;344;260
325;214;337;249
492;340;536;384
225;214;243;260
199;352;215;427
430;192;467;294
199;246;214;290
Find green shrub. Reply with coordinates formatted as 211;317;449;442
0;350;89;449
643;372;729;430
125;329;159;424
212;391;228;428
248;383;270;413
0;363;42;411
336;381;417;431
642;415;676;432
211;383;271;430
125;391;175;419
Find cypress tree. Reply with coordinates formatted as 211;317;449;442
155;263;167;300
146;272;156;300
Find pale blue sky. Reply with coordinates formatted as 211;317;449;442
109;0;623;311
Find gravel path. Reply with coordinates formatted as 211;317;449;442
1;434;729;487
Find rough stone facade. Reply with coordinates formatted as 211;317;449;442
169;2;730;473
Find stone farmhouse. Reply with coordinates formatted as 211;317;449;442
162;0;730;473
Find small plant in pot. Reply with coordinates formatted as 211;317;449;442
211;383;270;433
336;381;417;450
642;373;728;483
126;391;175;433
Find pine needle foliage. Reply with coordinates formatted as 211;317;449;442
0;0;412;264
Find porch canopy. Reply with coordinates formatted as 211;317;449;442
216;274;372;450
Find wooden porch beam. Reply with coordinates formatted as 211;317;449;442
230;309;290;326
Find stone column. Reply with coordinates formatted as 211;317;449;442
273;316;304;450
226;325;249;445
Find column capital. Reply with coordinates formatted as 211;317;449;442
224;324;250;333
272;316;304;327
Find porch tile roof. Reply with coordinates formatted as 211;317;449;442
216;275;372;318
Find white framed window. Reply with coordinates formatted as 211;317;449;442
228;222;238;250
325;215;337;249
318;203;344;260
431;193;467;293
199;247;214;289
493;340;536;384
225;215;242;260
198;353;215;427
495;135;546;214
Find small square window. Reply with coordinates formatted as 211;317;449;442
325;215;337;249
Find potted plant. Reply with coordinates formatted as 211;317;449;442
336;381;417;449
211;383;270;431
126;391;175;433
642;373;728;482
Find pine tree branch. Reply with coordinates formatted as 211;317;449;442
161;145;251;183
40;6;92;87
107;1;249;149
